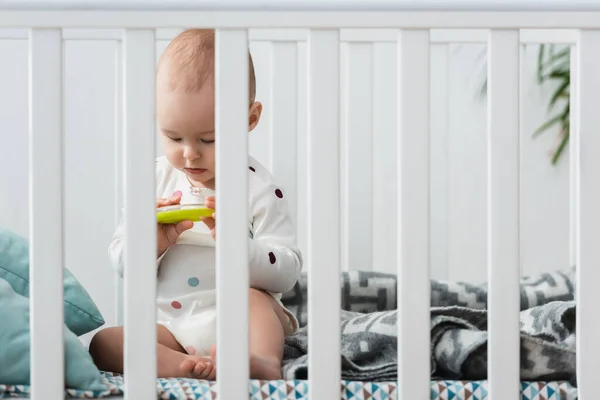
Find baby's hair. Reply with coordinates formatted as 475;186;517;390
156;28;257;103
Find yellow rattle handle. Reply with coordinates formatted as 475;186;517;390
156;206;214;224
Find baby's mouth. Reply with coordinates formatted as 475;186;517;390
185;168;207;175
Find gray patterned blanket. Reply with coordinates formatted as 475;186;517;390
280;267;577;383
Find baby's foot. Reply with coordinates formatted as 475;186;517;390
209;345;283;380
179;356;216;380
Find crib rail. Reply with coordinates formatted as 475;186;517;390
3;0;600;11
28;28;65;398
5;5;600;400
122;29;157;399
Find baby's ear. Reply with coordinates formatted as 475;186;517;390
248;101;263;132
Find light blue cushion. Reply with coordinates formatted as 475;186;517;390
0;228;104;336
0;278;107;391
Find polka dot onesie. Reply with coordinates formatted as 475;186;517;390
108;156;303;356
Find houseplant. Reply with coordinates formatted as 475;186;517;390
480;44;571;165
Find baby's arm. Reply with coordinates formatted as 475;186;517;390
108;197;191;277
247;182;303;294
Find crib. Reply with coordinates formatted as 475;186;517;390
0;0;599;399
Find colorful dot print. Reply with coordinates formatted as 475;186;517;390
171;301;182;309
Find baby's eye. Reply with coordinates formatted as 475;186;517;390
201;139;215;144
170;137;182;142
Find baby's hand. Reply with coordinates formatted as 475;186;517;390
157;194;193;257
201;196;216;241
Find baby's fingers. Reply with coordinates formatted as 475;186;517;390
200;216;215;230
157;194;182;208
164;220;193;244
156;198;169;208
204;196;216;210
176;220;194;234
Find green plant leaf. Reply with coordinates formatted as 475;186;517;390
539;62;570;81
548;80;570;110
532;114;565;138
537;44;546;83
545;47;570;64
551;131;569;165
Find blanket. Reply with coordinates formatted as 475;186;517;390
280;267;577;383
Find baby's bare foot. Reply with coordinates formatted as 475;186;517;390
179;356;216;380
209;345;282;380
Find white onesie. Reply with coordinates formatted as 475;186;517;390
108;156;303;356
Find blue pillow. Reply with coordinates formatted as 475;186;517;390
0;228;104;336
0;278;107;391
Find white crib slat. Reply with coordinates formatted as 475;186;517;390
296;41;308;263
308;29;341;400
344;43;373;271
487;30;520;400
28;28;64;400
576;30;600;400
215;29;249;398
122;29;157;400
270;42;298;221
114;41;124;326
397;29;430;400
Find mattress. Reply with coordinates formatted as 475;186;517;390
0;372;577;399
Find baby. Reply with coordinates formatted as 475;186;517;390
89;29;303;381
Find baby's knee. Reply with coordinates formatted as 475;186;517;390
89;326;123;354
248;288;275;310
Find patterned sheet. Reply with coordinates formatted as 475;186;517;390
0;373;578;399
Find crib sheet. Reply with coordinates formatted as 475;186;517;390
0;372;577;399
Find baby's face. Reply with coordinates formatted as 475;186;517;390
157;84;217;188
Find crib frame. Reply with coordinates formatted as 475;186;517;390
2;1;600;399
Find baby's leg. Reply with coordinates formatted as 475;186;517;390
89;324;215;379
208;289;289;380
247;288;289;380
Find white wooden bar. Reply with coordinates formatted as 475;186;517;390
114;41;124;326
215;28;250;398
0;27;582;44
397;29;430;400
122;28;157;400
486;29;520;400
307;29;341;399
270;42;299;222
5;11;600;29
295;41;308;270
250;28;308;42
28;28;65;400
519;29;578;44
5;0;600;11
576;29;600;400
344;43;373;271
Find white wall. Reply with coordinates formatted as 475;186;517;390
0;29;572;334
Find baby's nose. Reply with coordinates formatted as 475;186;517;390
183;146;200;160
